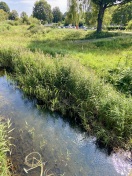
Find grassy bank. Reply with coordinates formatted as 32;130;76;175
0;47;132;150
0;119;10;176
0;23;132;149
0;24;131;96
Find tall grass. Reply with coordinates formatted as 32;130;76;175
0;47;132;149
0;120;10;176
106;67;132;96
0;25;132;149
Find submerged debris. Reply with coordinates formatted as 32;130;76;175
24;152;54;176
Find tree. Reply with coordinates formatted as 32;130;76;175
111;2;132;26
92;0;131;32
85;3;98;26
62;12;67;21
9;10;19;20
21;11;28;19
33;0;53;23
0;1;10;13
52;7;62;23
20;11;29;23
0;9;8;21
103;6;116;26
85;4;115;27
66;0;79;27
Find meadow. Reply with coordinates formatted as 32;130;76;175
0;22;132;152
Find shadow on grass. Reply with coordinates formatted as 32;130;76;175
85;31;121;39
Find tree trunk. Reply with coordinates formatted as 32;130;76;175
97;5;106;33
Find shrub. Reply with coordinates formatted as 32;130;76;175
7;20;20;26
27;24;51;35
28;17;40;25
107;26;126;30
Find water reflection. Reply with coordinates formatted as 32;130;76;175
0;74;131;176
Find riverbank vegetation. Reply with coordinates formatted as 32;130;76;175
0;24;132;150
0;118;11;176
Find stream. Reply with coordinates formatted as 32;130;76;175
0;72;131;176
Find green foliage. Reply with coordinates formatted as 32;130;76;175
0;9;8;21
85;3;98;26
126;20;132;30
92;0;131;32
0;25;132;149
92;0;131;7
85;3;116;28
107;26;126;30
0;121;11;176
0;23;11;32
27;24;51;34
28;16;40;25
0;1;10;13
52;7;62;23
0;45;132;149
106;67;132;96
66;0;80;26
20;12;29;24
62;12;67;21
20;12;27;19
6;20;19;26
33;0;53;23
111;2;132;26
103;6;116;27
8;10;19;20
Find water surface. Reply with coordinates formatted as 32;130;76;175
0;73;131;176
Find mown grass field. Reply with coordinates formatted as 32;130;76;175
0;22;132;151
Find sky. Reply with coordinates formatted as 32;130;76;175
2;0;67;15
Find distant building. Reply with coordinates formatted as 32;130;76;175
67;0;91;13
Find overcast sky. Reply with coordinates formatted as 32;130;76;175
2;0;67;15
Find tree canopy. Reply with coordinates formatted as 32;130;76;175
21;12;28;19
111;2;132;25
9;10;19;20
66;0;80;27
85;3;98;26
33;0;53;23
52;7;62;23
0;9;8;21
92;0;132;32
0;1;10;13
20;12;29;24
